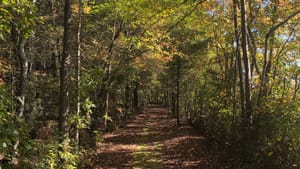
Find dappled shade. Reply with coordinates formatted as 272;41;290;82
89;106;220;169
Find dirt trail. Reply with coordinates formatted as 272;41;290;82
90;105;219;169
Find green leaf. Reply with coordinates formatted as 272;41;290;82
102;114;113;122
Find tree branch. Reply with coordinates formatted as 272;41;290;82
266;10;300;38
166;0;206;33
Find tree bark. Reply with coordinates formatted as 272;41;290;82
58;0;71;144
171;90;176;117
247;27;260;77
11;21;28;118
104;21;123;130
17;37;28;118
293;75;299;100
124;84;130;118
240;0;252;125
133;81;139;113
247;0;260;77
233;0;245;115
176;55;180;125
11;20;28;157
75;0;83;148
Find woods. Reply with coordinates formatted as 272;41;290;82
0;0;300;168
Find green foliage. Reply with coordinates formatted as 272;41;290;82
58;139;80;169
0;1;12;40
251;100;300;169
69;98;95;129
81;68;105;96
102;114;113;123
93;131;104;143
36;145;57;169
35;139;81;169
0;87;16;153
27;76;60;121
207;104;233;147
0;0;37;39
0;87;32;168
0;0;299;168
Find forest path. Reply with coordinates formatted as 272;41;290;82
91;104;219;169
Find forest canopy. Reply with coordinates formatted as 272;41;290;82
0;0;299;168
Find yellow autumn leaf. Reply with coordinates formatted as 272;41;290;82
268;152;273;156
276;137;282;142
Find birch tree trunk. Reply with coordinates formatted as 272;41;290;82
75;0;83;148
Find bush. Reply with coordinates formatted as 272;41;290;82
252;100;300;169
0;87;32;168
35;139;82;169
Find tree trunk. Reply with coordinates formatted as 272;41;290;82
17;37;28;118
104;21;123;130
233;0;245;115
171;90;176;117
247;27;260;77
124;84;130;118
11;22;28;118
104;70;111;131
247;0;260;77
176;55;180;125
133;81;139;113
75;0;83;148
11;21;28;157
258;9;300;105
58;0;71;144
240;0;252;125
293;76;299;100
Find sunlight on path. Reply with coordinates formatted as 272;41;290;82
132;126;164;169
93;105;215;169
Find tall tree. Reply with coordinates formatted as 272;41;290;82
58;0;71;144
240;0;252;125
11;24;28;118
176;55;180;125
8;0;36;118
233;0;245;116
104;20;123;130
258;9;300;104
75;0;83;148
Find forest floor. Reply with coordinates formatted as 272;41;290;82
89;104;223;169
